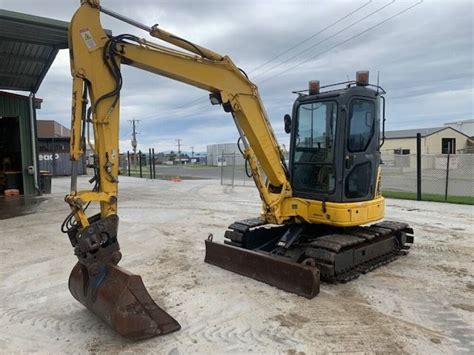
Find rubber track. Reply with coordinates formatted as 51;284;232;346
224;220;414;285
324;250;408;283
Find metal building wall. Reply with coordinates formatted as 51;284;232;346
38;152;85;176
207;143;245;165
0;93;37;195
37;137;85;176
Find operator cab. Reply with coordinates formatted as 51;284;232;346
286;71;385;203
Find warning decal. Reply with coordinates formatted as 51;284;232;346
80;28;97;49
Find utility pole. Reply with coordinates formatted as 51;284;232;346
176;138;182;165
190;146;195;164
128;119;139;167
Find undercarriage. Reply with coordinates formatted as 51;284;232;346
205;218;414;297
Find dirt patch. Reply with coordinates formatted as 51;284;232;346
287;349;306;355
435;265;469;277
372;272;406;280
272;313;310;329
452;304;474;312
0;196;47;220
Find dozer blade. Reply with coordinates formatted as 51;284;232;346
205;239;320;298
69;262;181;340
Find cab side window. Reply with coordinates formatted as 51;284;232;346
348;99;375;152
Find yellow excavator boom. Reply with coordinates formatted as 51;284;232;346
68;0;293;227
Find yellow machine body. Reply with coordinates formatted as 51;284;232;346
61;0;413;341
67;0;384;228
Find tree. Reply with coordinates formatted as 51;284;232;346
168;150;176;162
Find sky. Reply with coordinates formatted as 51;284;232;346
1;0;473;153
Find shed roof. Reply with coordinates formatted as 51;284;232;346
385;127;443;139
385;126;470;139
0;9;69;93
444;119;474;125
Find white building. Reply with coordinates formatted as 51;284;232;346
444;119;474;138
206;143;245;166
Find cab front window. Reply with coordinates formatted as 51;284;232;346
292;101;337;192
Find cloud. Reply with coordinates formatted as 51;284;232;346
2;0;472;153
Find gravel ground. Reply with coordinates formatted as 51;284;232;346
0;176;472;354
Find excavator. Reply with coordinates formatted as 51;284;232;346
64;0;414;340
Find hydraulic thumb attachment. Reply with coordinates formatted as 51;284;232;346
65;213;181;340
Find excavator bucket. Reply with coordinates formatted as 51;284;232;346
69;262;181;340
65;214;180;340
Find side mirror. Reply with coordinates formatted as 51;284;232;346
284;114;292;134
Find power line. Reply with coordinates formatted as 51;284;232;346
248;0;373;75
259;0;424;84
138;96;208;121
137;0;424;123
159;1;373;114
138;101;222;124
253;0;396;81
174;95;207;110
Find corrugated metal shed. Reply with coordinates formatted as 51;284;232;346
39;152;86;177
0;91;39;194
0;9;68;93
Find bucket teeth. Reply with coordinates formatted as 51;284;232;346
69;262;181;340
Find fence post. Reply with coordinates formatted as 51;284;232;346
231;151;236;187
445;144;450;201
220;150;224;185
139;150;143;178
416;133;422;201
127;151;131;176
152;148;156;179
148;148;152;179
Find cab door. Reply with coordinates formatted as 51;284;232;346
343;97;379;202
289;99;340;202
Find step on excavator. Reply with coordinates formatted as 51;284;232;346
64;0;414;340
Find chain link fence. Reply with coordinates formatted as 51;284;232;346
381;152;473;201
119;150;214;180
221;151;473;203
117;148;473;204
119;150;162;179
219;152;254;186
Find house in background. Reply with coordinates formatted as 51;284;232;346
382;125;472;155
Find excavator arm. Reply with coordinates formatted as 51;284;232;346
64;0;296;340
68;1;292;228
